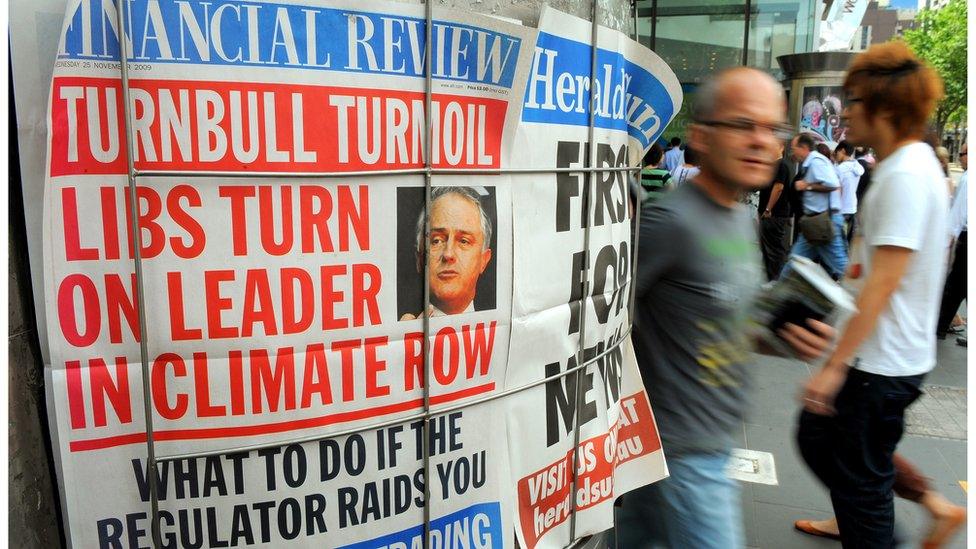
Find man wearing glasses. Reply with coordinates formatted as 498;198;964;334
618;67;833;548
780;133;848;281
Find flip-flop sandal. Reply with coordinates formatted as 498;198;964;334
947;325;966;334
794;520;841;541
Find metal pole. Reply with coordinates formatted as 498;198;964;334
742;0;752;67
633;0;639;42
628;0;644;325
114;0;162;546
132;166;640;179
421;1;434;547
569;0;601;541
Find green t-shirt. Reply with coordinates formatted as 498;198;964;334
640;167;672;200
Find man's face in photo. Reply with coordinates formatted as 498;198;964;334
423;192;492;314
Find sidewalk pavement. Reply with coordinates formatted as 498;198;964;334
738;334;968;548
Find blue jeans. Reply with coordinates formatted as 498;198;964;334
614;450;743;549
781;213;848;280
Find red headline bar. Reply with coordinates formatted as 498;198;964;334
50;77;507;176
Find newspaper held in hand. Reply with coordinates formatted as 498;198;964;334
752;256;857;358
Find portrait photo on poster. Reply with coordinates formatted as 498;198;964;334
397;186;498;320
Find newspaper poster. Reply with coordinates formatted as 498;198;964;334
506;7;680;548
40;0;681;546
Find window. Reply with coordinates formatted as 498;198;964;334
653;0;747;83
637;0;818;83
747;1;817;80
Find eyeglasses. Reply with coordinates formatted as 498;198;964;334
698;119;794;141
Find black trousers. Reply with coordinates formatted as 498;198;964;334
936;231;967;337
797;368;924;549
759;216;793;281
844;213;856;245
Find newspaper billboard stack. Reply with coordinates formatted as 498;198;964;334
40;0;681;546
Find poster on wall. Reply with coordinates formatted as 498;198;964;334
799;86;847;145
39;0;681;546
506;7;679;547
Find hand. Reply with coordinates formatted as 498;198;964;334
795;180;808;192
762;210;772;219
800;365;848;415
778;319;835;361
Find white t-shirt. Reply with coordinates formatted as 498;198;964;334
947;171;967;239
835;159;864;215
670;165;700;187
855;142;949;377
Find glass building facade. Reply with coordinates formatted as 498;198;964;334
637;0;818;82
636;0;819;139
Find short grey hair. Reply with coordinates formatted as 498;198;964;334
691;74;722;123
692;67;783;123
414;186;493;253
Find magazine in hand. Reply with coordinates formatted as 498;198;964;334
751;256;858;358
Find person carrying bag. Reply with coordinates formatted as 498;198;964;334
780;135;848;280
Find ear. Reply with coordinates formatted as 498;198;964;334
479;248;493;273
686;123;706;155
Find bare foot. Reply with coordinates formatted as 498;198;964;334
807;518;839;536
794;517;840;539
922;493;967;549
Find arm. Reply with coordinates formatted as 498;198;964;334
799;245;914;414
795;157;840;193
763;182;784;217
795;180;838;193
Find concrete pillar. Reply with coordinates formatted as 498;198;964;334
777;51;858;146
9;88;64;548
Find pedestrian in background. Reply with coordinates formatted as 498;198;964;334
936;142;967;344
669;145;699;188
833;140;864;244
781;133;848;281
663;136;684;172
758;148;793;280
816;142;833;159
640;143;673;201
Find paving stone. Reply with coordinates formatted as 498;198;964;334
906;386;967;440
745;350;968;548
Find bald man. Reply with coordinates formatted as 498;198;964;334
617;68;834;548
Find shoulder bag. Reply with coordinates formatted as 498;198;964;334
798;184;835;244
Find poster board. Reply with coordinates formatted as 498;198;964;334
37;0;682;546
